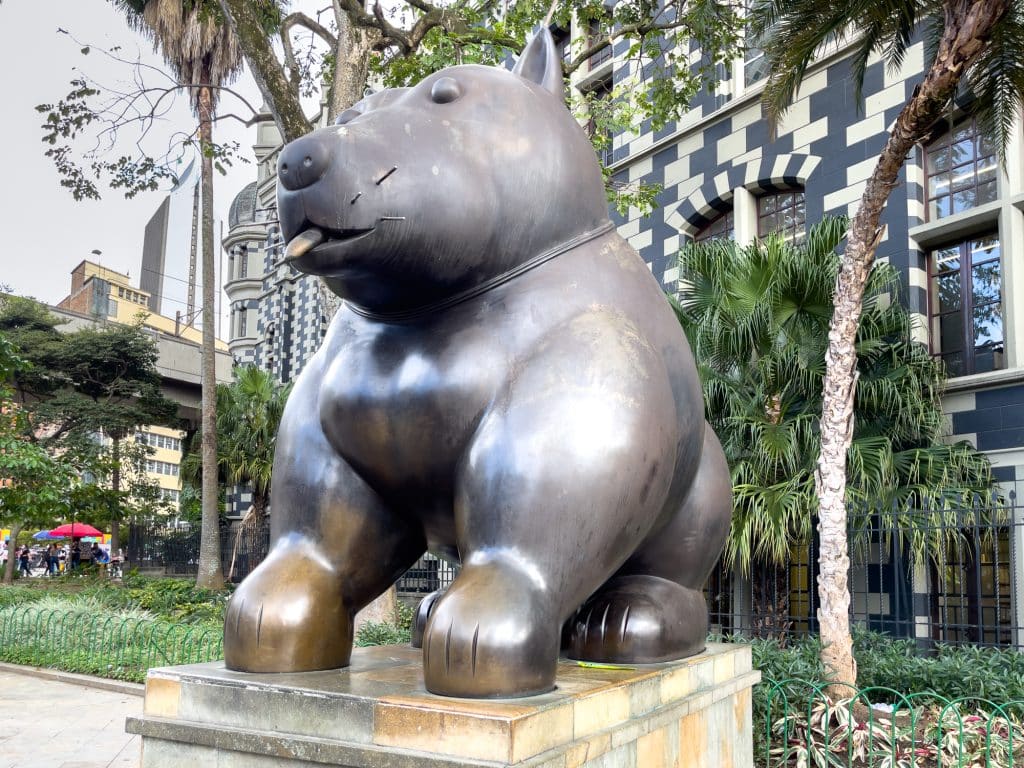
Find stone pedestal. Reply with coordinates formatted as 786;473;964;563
127;643;759;767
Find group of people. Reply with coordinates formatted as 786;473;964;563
9;540;115;576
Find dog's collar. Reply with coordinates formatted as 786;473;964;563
344;222;615;323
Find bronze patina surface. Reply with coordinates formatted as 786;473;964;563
223;28;732;698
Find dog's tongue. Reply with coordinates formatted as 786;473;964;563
284;228;325;261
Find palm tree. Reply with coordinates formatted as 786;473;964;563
182;367;290;578
112;0;244;588
750;0;1024;690
674;218;999;636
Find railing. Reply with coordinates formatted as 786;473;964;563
0;605;223;683
758;678;1024;766
125;520;269;584
709;499;1024;649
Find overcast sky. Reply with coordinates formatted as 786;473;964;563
0;0;271;338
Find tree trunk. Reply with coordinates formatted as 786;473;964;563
195;85;224;590
2;523;22;584
216;0;313;142
110;435;121;556
326;12;379;123
814;0;1010;697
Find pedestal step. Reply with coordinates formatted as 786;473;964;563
127;643;759;767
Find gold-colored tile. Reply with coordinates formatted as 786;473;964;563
713;654;735;684
374;702;511;762
660;666;692;704
676;711;707;768
144;676;181;718
637;726;669;767
565;732;612;768
573;685;630;739
510;704;574;762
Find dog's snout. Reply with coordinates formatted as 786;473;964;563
278;133;334;191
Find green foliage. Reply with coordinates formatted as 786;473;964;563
0;597;223;682
675;218;1000;573
753;630;1024;704
0;297;179;529
355;620;412;647
354;599;415;647
182;366;290;518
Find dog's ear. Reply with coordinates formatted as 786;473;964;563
512;27;564;98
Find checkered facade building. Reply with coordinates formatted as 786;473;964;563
599;37;1024;498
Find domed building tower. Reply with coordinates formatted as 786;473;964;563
221;107;331;382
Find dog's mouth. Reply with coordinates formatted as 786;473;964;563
283;226;375;263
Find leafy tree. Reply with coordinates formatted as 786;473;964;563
44;0;741;215
0;334;75;584
0;298;178;556
110;0;246;590
750;0;1024;691
217;0;742;148
675;219;999;631
182;366;290;579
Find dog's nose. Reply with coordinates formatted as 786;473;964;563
277;133;333;191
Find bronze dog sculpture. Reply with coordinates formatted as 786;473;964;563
223;28;732;699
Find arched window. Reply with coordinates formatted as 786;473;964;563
694;209;735;243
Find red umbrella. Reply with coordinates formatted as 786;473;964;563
49;523;104;538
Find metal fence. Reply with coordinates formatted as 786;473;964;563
125;519;270;584
707;501;1024;649
758;677;1024;767
0;604;222;683
126;499;1024;651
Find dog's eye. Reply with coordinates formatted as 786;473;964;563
430;77;462;104
335;108;362;125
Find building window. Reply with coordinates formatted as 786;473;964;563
929;233;1004;377
695;210;735;243
758;190;805;243
925;119;997;221
238;309;248;337
586;18;612;70
238;246;248;279
743;1;769;87
551;26;571;67
585;78;614;167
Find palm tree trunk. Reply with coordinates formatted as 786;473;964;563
815;0;1009;696
3;523;22;584
110;435;121;556
196;84;224;590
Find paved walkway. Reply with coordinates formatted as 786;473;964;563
0;671;141;768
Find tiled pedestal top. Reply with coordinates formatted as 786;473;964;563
128;643;759;767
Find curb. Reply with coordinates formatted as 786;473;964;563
0;661;145;697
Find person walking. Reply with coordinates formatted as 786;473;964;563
46;544;57;576
70;540;81;571
17;546;30;577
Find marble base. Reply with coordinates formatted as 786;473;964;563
126;643;759;767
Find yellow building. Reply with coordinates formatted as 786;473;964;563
57;260;227;517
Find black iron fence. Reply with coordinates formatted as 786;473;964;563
125;519;270;583
706;500;1022;648
125;499;1024;649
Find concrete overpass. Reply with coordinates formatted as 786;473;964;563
47;305;233;426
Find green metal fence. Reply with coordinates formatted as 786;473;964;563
0;605;223;683
759;678;1024;767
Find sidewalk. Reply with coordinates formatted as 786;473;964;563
0;670;141;768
